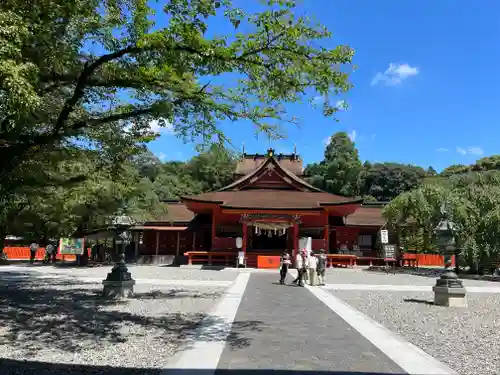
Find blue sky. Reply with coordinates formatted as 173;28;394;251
147;0;500;172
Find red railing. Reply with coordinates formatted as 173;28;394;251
183;251;452;268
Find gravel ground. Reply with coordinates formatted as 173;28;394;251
0;274;228;375
324;268;498;287
0;264;238;282
332;289;500;375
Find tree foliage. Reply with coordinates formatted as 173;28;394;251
357;162;427;201
0;0;354;194
304;132;361;196
383;171;500;272
304;135;426;199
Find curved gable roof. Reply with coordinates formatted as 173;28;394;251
220;155;323;192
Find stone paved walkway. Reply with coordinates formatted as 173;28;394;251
215;273;406;374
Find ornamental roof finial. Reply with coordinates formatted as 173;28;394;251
267;148;275;157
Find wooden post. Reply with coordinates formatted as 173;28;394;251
324;212;329;252
134;232;139;260
176;231;180;256
155;231;160;257
242;223;248;256
293;223;299;260
192;232;196;251
211;210;217;250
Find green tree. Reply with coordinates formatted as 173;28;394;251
383;184;447;251
304;132;361;196
357;162;426;201
384;171;500;272
0;0;354;205
440;164;469;177
427;166;437;176
187;145;236;191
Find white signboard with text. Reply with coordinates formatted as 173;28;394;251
380;230;389;244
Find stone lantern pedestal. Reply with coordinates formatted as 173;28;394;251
102;259;136;299
433;270;467;307
102;226;135;299
432;203;467;307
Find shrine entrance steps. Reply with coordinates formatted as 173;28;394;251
215;273;406;373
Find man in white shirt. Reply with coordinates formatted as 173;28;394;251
294;249;308;287
29;242;39;263
308;253;318;286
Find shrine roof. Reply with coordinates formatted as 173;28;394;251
345;206;385;226
235;152;303;177
221;152;320;193
182;150;363;210
182;189;362;210
145;201;195;224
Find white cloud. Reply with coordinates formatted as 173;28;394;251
371;63;419;86
456;146;484;156
336;100;347;111
323;136;332;145
467;146;484;156
436;147;449;152
157;152;167;161
348;129;357;142
149;118;174;134
313;95;324;103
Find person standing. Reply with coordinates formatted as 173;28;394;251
29;242;39;263
44;243;54;263
294;249;308;287
308;252;318;286
279;251;291;284
50;242;57;263
317;249;327;286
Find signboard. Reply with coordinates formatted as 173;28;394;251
59;238;85;255
383;244;396;260
236;237;243;249
257;255;281;269
380;230;389;244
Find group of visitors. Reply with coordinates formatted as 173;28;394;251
279;248;327;287
29;242;57;264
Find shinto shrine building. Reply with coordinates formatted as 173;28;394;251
132;149;385;267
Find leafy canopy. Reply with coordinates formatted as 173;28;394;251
0;0;354;184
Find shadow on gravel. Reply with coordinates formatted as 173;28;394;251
0;273;264;354
403;298;434;306
0;359;407;375
132;289;223;300
365;267;500;282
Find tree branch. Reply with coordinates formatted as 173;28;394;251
54;46;144;133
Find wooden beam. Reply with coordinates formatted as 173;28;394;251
221;209;320;216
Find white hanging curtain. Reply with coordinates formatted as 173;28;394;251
253;221;291;231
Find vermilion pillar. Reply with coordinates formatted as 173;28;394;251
211;209;216;250
293;223;299;259
324;212;329;252
242;223;248;256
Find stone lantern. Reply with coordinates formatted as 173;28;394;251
432;204;467;307
102;215;136;299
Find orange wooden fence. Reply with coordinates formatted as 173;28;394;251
410;253;455;266
2;246;81;261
